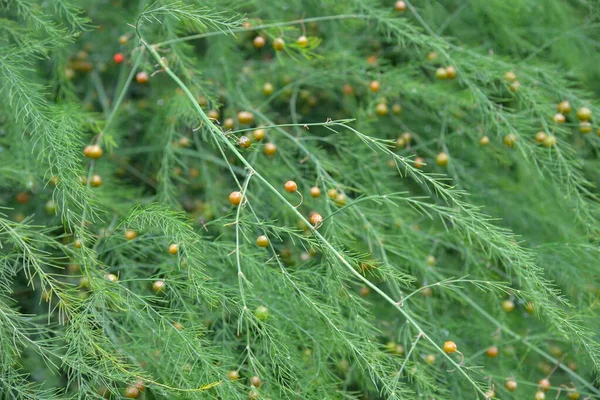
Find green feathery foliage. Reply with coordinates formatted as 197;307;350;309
1;0;600;399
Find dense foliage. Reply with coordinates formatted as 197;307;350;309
1;0;600;399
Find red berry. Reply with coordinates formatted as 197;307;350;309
113;53;124;64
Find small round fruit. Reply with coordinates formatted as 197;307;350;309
509;81;520;92
253;129;265;141
369;80;380;92
223;118;235;130
414;157;424;169
426;51;438;61
118;35;128;45
310;186;321;197
250;375;261;388
443;341;457;354
207;109;220;120
262;82;274;95
480;136;490;146
421;287;432;297
105;273;118;283
376;103;388;116
426;255;436;266
248;391;259;400
502;299;515;312
446;66;457;79
152;280;166;293
557;100;571;114
90;175;103;187
173;322;184;331
435;152;449;167
229;191;243;206
327;188;338;199
435;67;448;80
535;131;547;143
264;142;277;156
576;107;592;121
297;35;308;47
424;354;436;364
124;230;137;240
168;243;179;254
505;379;517;392
534;391;546;400
273;38;285;51
543;135;557;148
253;36;265;49
484;390;495;399
227;370;240;381
538;378;551;392
567;389;580;400
486;346;499;358
525;301;535;314
579;121;592;134
255;305;269;321
504;71;517;83
402;132;412;143
552;113;566;124
310;213;323;227
83;144;103;159
136;71;149;84
124;386;140;398
359;287;370;297
392;103;402;114
74;239;82;248
45;200;57;215
256;235;269;248
239;136;252;148
237;111;254;125
395;0;407;12
285;180;297;192
504;133;518;147
113;53;124;64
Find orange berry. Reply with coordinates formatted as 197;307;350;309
285;180;298;192
83;144;103;159
229;191;243;206
264;142;277;156
486;346;499;358
395;0;407;12
168;243;179;254
310;186;321;198
443;341;457;354
369;80;381;92
273;38;285;51
253;36;265;48
136;71;149;84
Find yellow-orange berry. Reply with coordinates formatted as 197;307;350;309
152;280;166;293
436;152;449;167
502;299;515;312
557;100;571;114
369;80;380;92
273;38;285;51
264;142;277;156
168;243;179;254
253;36;266;49
443;341;457;354
310;186;321;197
480;136;490;146
505;379;517;392
83;144;103;159
395;1;407;12
285;180;297;192
297;35;308;47
237;111;254;125
486;346;499;358
504;71;517;83
256;235;269;248
229;191;243;206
